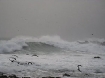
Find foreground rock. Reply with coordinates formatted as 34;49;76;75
0;74;19;78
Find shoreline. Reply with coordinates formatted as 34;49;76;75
0;71;105;78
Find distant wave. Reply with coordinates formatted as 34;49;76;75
0;35;105;54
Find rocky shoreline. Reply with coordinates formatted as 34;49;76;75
1;72;105;78
0;72;19;78
0;72;61;78
0;73;61;78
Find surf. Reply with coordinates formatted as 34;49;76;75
0;35;105;54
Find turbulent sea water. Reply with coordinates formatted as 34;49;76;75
0;36;105;54
0;36;105;78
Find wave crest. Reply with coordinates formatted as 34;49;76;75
0;36;105;54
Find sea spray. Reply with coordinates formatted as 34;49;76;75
0;35;105;54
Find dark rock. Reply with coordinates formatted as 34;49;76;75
0;74;19;78
0;73;32;78
22;77;31;78
101;42;105;46
32;54;38;57
12;55;18;58
84;74;89;76
63;73;70;77
77;41;89;44
94;56;101;59
9;74;19;78
22;46;28;49
77;65;82;72
95;69;103;73
42;76;61;78
9;58;15;62
0;72;4;76
28;62;33;65
42;77;55;78
0;75;8;78
9;57;17;61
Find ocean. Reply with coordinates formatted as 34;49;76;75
0;35;105;54
0;36;105;78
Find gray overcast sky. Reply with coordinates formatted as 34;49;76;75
0;0;105;41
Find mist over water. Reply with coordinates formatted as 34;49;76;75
0;0;105;41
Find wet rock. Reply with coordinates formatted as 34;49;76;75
0;75;8;78
22;46;28;49
94;69;103;73
77;40;89;44
63;73;71;77
22;77;31;78
94;56;101;59
0;72;4;76
0;74;19;78
42;77;61;78
12;55;18;58
32;54;38;57
77;65;82;72
101;42;105;46
28;62;33;65
8;74;19;78
42;77;55;78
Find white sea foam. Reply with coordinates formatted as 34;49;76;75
0;35;105;54
0;36;105;77
0;38;28;53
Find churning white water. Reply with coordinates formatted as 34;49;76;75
0;36;105;78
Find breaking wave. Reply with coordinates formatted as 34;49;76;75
25;42;61;52
0;36;105;54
